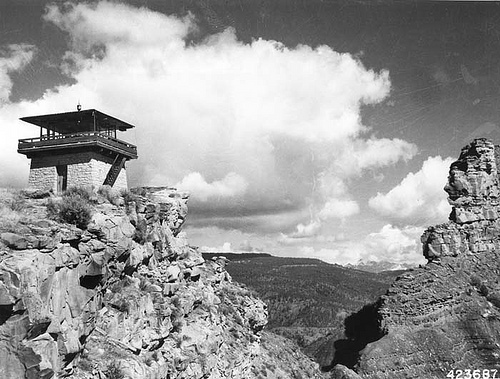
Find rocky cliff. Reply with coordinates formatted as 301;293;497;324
333;138;500;378
0;186;323;379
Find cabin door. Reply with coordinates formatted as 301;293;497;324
56;165;67;194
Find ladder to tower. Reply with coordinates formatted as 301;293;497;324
103;155;126;187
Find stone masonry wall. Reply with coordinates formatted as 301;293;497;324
28;166;57;192
90;157;127;191
28;151;128;192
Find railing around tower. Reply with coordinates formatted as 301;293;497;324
18;131;137;158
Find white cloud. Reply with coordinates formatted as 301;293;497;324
200;241;232;253
288;220;322;238
0;44;35;103
43;2;194;52
298;245;363;266
334;137;418;177
365;224;423;263
319;198;360;220
298;224;426;266
0;2;416;238
175;172;248;201
0;44;37;186
353;138;417;171
368;156;454;225
238;240;256;252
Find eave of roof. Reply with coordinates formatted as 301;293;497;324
20;109;135;134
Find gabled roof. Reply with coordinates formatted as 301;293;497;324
20;109;135;134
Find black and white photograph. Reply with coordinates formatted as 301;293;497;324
0;0;499;378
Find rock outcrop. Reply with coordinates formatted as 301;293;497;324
0;186;323;378
334;139;500;378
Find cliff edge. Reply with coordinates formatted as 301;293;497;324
334;138;500;378
0;186;323;378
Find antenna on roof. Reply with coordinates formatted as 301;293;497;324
77;101;82;112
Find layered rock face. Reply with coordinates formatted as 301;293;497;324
341;139;500;378
0;187;322;378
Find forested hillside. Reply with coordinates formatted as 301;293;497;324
202;253;402;369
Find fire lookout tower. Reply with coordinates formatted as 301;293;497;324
18;108;138;193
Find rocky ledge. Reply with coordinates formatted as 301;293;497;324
333;138;500;379
0;186;322;378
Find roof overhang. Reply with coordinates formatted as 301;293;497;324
20;109;135;134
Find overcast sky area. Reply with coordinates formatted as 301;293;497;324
2;0;500;267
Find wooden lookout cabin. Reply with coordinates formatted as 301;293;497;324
18;108;138;193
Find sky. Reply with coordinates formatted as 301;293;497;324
2;0;500;267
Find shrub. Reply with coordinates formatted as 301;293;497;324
46;198;59;219
58;195;93;229
98;185;122;206
47;192;93;229
0;204;22;229
64;185;94;201
21;188;52;199
104;362;124;379
479;283;490;297
470;275;482;287
7;195;27;212
133;217;148;244
120;188;136;205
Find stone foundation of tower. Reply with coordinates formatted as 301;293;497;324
28;151;128;193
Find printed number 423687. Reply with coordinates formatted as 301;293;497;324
447;369;498;379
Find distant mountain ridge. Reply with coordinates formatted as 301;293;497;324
346;260;418;273
202;251;417;274
201;252;273;260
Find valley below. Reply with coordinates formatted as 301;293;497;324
202;252;402;370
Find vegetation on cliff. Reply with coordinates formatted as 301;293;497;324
202;252;400;369
204;138;500;379
0;186;324;378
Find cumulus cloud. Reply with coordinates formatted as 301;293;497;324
43;2;194;52
0;1;417;238
365;224;424;263
238;240;256;252
0;44;35;103
369;156;454;226
190;208;310;234
277;230;340;246
185;225;269;255
200;241;232;253
334;137;417;177
0;44;37;186
298;224;426;266
319;198;360;220
175;172;248;201
288;220;322;238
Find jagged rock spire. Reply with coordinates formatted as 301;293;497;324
422;138;500;261
348;138;500;379
445;138;500;224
